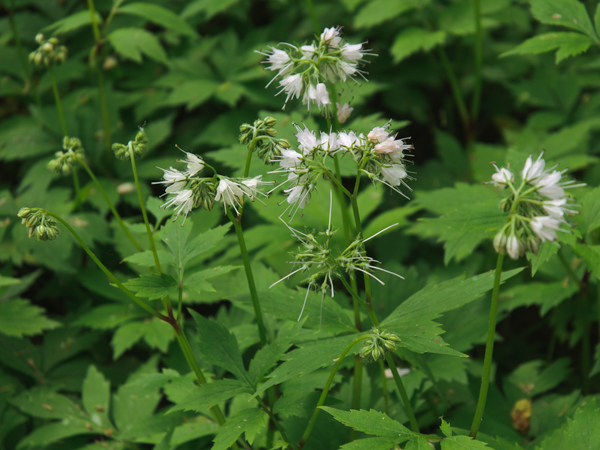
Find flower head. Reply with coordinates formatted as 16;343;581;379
163;189;194;223
320;27;342;47
215;178;247;215
336;102;354;123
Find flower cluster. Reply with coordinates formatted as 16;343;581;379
239;116;291;165
490;153;584;259
359;327;402;362
47;136;84;175
257;26;372;115
29;34;67;67
112;128;149;160
18;208;59;241
154;150;269;222
269;123;414;218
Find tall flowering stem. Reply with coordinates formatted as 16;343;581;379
469;252;504;438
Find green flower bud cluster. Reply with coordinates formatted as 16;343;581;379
239;116;290;165
47;136;84;175
359;327;401;362
18;208;59;241
29;34;67;67
112;129;149;160
190;178;217;212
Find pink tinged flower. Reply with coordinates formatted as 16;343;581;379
266;47;290;71
374;137;402;154
336;102;353;123
536;170;564;199
367;126;389;143
491;166;514;188
278;74;303;105
506;236;521;260
164;189;194;223
380;164;407;186
306;83;331;110
531;216;560;242
215;178;246;215
294;124;319;154
320;27;342;47
522;153;546;182
341;43;364;62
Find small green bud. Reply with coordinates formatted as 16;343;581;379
17;208;31;218
266;128;277;137
190;178;217;212
264;116;277;127
254;119;264;128
278;138;291;149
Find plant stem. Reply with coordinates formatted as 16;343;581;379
86;0;101;42
471;0;483;122
72;167;81;210
38;209;164;320
305;0;320;35
385;352;419;432
378;359;390;414
436;48;469;129
77;157;143;252
298;335;371;448
469;251;505;439
48;66;68;137
226;208;268;346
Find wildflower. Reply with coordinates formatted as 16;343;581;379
163;189;194;223
264;47;291;72
506;236;522;260
336;102;353;123
341;42;366;63
522;153;546;182
491;166;514;188
367;127;388;143
275;149;303;168
294;124;319;154
117;182;135;195
380;164;408;187
320;27;342;47
337;130;361;148
278;74;303;106
153;167;187;194
180;152;204;177
305;83;331;111
530;216;560;242
320;131;340;154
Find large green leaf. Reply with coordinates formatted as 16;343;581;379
339;437;404;450
577;187;600;237
43;10;103;35
107;28;169;65
184;265;239;293
0;299;60;337
82;366;112;430
391;27;447;63
530;0;598;41
354;0;429;29
212;408;266;450
168;379;252;413
320;407;417;441
122;273;178;300
118;3;197;37
500;32;594;63
498;282;578;316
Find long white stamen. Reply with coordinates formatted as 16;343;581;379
328;190;333;233
319;289;325;331
366;265;405;279
363;223;400;242
298;283;312;321
354;267;385;285
269;266;306;289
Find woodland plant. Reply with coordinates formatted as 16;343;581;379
3;1;600;450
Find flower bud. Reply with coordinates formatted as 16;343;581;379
18;208;31;218
264;116;277;127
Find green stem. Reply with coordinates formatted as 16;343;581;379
77;157;143;252
227;208;268;346
385;352;419;433
471;0;483;122
469;252;505;439
48;66;68;136
86;0;101;42
257;398;297;450
72;166;81;210
298;335;371;448
38;209;164;320
378;359;390;414
436;48;469;129
96;69;113;157
305;0;320;35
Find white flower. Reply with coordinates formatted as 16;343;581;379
295;124;319;154
336;102;353;123
338;131;360;148
531;216;560;242
320;27;342;47
241;175;269;202
181;152;204;177
320;132;340;153
522;153;546;182
506;236;521;259
300;44;316;56
117;182;135;195
265;47;290;72
341;43;365;62
276;149;303;168
380;164;407;186
154;167;187;194
367;126;388;143
306;83;331;111
215;178;246;215
336;61;357;82
491;166;514;188
493;232;506;253
163;189;194;222
535;170;566;199
278;74;303;105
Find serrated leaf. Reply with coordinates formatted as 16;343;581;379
184;265;239;293
82;366;112;429
572;243;600;279
500;32;593;63
499;282;578;316
530;0;598;41
10;386;86;420
405;438;437;450
122;250;175;268
43;10;103;35
440;418;453;437
526;241;559;276
212;408;266;450
122;273;178;300
73;304;145;329
535;398;600;448
118;3;197;37
354;0;428;29
163;79;220;110
339;437;402;450
168;379;252;413
321;407;417;441
16;422;95;449
507;359;571;397
111;319;174;359
107;28;169;65
391;27;446;63
441;435;489;449
381;268;524;356
190;310;251;385
0;299;60;337
577;187;600;237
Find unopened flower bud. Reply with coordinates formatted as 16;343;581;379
264;116;277;127
17;208;31;218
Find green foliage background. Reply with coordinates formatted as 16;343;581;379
1;0;600;449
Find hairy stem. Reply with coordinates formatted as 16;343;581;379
469;252;505;438
385;352;419;433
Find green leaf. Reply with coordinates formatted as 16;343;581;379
181;0;243;20
577;187;600;237
184;265;239;293
0;299;60;337
107;28;169;65
534;398;600;449
507;359;571;397
500;32;594;63
168;379;252;413
530;0;598;40
118;3;197;37
391;27;447;63
73;304;146;329
10;386;86;420
355;0;428;29
596;3;600;37
16;422;95;449
321;407;417;441
381;268;524;356
212;408;266;450
0;116;57;161
406;438;438;450
441;435;489;449
526;241;559;276
339;437;403;450
122;273;178;300
122;250;175;268
146;197;174;227
43;10;103;35
190;310;251;385
440;418;453;437
0;276;20;287
111;319;174;359
163;80;220;110
82;366;112;429
499;282;578;316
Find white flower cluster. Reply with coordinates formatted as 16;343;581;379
257;26;371;115
491;153;583;259
269;124;413;220
154;150;268;222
